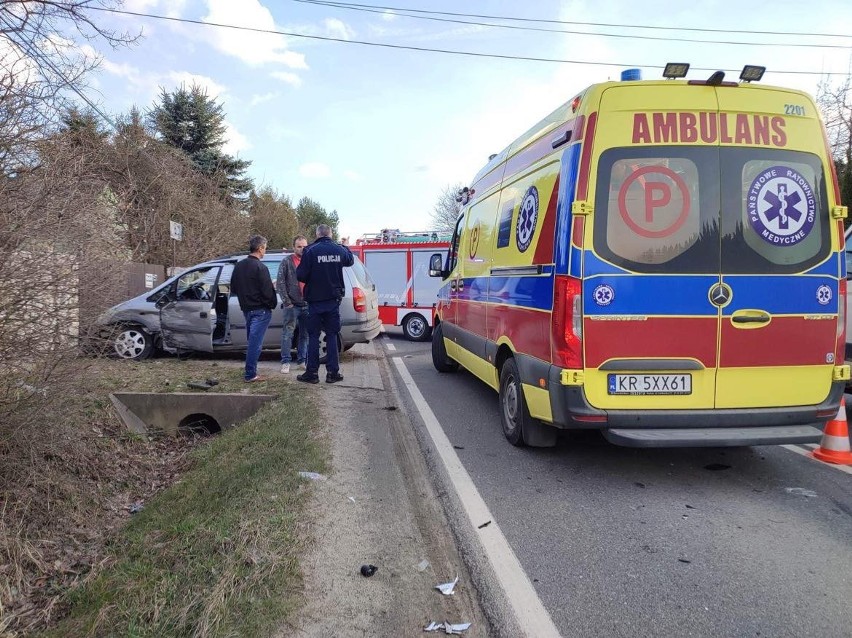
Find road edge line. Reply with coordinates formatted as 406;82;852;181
781;444;852;475
392;357;562;638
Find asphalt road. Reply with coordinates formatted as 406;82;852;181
381;327;852;638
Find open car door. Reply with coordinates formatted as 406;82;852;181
159;265;222;353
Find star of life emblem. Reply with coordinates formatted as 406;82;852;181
816;284;832;305
747;166;816;247
515;186;539;252
594;284;615;306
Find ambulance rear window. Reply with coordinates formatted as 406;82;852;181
593;147;831;275
720;148;830;273
593;147;721;274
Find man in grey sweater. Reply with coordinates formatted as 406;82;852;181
276;235;309;373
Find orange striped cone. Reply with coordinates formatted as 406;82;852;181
812;397;852;465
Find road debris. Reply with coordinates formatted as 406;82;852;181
298;471;327;481
477;520;491;529
360;564;378;577
785;487;818;498
703;463;732;471
187;381;214;391
348;496;357;504
416;559;430;572
434;575;458;595
128;502;144;514
424;621;472;634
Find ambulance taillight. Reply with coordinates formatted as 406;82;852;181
352;287;366;313
552;275;583;369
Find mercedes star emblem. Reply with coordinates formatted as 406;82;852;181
708;283;732;307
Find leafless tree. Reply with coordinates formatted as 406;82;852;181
431;182;464;231
817;70;852;208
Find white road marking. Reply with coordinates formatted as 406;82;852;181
393;358;561;638
781;444;852;475
386;343;396;351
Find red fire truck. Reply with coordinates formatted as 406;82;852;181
349;229;451;341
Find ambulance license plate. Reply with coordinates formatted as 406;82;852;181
607;374;692;395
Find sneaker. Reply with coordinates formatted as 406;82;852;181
280;363;290;374
245;375;267;383
297;361;307;370
326;372;344;384
296;373;320;384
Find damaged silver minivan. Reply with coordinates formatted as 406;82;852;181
97;250;381;360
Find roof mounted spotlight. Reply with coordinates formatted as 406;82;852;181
739;65;766;83
662;62;690;79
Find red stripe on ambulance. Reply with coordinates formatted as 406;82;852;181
719;317;836;367
584;317;718;369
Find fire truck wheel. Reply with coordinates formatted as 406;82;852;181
402;313;432;342
431;323;458;373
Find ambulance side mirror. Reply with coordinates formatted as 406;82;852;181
428;253;445;278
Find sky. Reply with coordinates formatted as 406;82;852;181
73;0;852;243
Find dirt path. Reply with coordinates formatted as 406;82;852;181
279;345;488;637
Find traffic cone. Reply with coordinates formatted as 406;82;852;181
812;397;852;465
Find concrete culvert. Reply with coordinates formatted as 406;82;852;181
178;413;221;436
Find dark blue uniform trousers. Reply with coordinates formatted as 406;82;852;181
306;299;341;376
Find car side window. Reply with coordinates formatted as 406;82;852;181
448;212;466;273
175;266;221;302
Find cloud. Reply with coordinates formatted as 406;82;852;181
223;120;251;155
202;0;307;69
299;162;331;178
324;18;355;40
380;10;397;22
165;71;226;98
343;170;362;182
250;91;279;106
270;71;302;87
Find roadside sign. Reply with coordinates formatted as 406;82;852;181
169;221;184;241
144;273;156;289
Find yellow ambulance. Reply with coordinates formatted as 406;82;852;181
428;64;849;448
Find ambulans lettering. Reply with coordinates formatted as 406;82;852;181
747;166;816;246
632;113;787;147
317;255;342;263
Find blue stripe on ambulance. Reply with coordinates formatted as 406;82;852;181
721;275;839;314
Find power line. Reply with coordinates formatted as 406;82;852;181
293;0;852;40
0;13;118;131
86;6;850;76
295;0;852;49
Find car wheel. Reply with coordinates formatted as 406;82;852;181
318;330;344;365
431;322;458;373
111;325;155;361
402;313;432;342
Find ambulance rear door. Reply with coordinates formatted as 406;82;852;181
582;83;722;411
714;88;838;408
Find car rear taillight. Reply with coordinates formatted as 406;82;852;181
353;286;366;313
836;279;846;364
552;275;583;369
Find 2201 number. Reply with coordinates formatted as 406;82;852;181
785;104;806;116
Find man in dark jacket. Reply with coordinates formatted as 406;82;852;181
295;224;354;384
231;235;277;382
276;235;309;374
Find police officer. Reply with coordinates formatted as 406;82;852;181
295;224;354;384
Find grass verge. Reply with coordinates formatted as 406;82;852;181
42;384;327;638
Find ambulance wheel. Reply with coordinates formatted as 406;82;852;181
498;358;556;448
402;313;431;342
431;323;458;373
499;359;528;446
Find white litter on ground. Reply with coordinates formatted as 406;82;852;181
434;575;459;595
298;471;327;481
